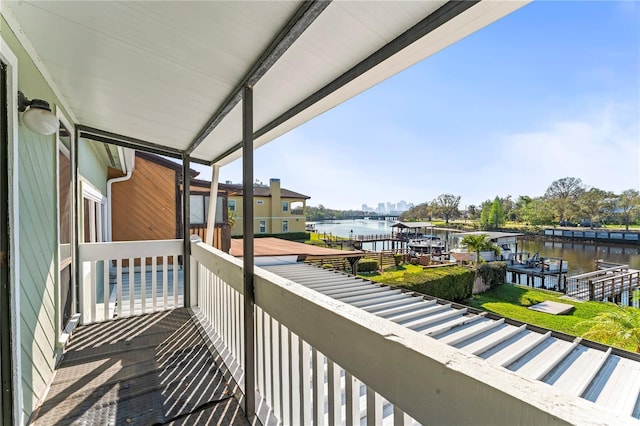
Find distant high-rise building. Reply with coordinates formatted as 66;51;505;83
398;200;407;211
377;203;385;213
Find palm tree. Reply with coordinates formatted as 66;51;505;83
579;295;640;353
460;234;499;263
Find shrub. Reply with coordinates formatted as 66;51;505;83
377;266;474;302
393;253;402;266
358;259;379;273
476;262;506;290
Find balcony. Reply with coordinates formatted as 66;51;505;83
32;239;637;425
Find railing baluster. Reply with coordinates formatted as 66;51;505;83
280;325;290;425
394;406;411;425
256;307;265;400
152;256;157;311
367;386;382;426
345;371;360;426
264;312;273;412
290;332;300;425
299;339;312;425
162;255;168;309
327;358;341;426
103;259;110;321
128;257;134;316
272;317;282;422
116;259;122;318
140;257;146;314
312;348;324;425
89;261;96;323
173;254;179;308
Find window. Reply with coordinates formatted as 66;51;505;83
259;220;266;233
188;193;226;226
282;220;289;233
82;182;105;243
282;201;289;212
256;200;264;205
190;194;206;225
229;199;236;212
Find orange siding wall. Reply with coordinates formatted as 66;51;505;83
111;156;177;241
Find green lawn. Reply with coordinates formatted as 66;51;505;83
468;284;636;352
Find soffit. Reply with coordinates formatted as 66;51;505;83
5;1;528;165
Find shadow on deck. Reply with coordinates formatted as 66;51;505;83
31;309;248;425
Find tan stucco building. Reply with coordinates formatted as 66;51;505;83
219;179;309;236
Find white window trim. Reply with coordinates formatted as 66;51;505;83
56;109;77;350
80;179;106;244
1;37;23;426
228;199;236;212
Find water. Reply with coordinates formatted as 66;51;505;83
313;219;640;275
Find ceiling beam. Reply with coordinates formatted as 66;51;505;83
210;0;479;165
77;125;210;165
186;0;332;155
254;0;479;141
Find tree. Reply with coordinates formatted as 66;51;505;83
577;188;613;226
518;197;555;226
479;200;492;229
488;196;505;229
433;194;461;224
460;234;499;264
544;177;585;222
617;189;640;231
579;299;640;353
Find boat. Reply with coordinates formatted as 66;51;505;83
408;235;445;255
450;231;522;262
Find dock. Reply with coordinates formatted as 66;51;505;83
565;261;640;305
506;254;568;291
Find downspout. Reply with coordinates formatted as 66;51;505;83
106;148;135;241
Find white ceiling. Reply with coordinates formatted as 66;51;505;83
4;1;528;166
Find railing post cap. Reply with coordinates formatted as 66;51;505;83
190;235;202;243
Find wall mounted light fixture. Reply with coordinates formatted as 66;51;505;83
18;91;60;135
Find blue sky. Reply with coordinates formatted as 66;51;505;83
209;1;639;210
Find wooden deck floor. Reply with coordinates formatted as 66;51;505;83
31;309;248;425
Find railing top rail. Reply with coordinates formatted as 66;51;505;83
250;265;624;426
79;239;183;261
590;270;640;284
569;265;629;281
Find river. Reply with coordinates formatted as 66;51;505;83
312;219;640;275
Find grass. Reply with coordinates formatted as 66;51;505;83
468;284;637;352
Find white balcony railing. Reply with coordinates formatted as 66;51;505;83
75;238;620;424
189;240;610;426
78;239;184;325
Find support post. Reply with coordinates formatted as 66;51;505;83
182;154;191;307
73;126;80;318
205;165;220;246
242;84;256;420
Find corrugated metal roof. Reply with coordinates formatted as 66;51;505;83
262;263;640;422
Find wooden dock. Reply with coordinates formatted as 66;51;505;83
565;261;640;305
506;255;568;292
